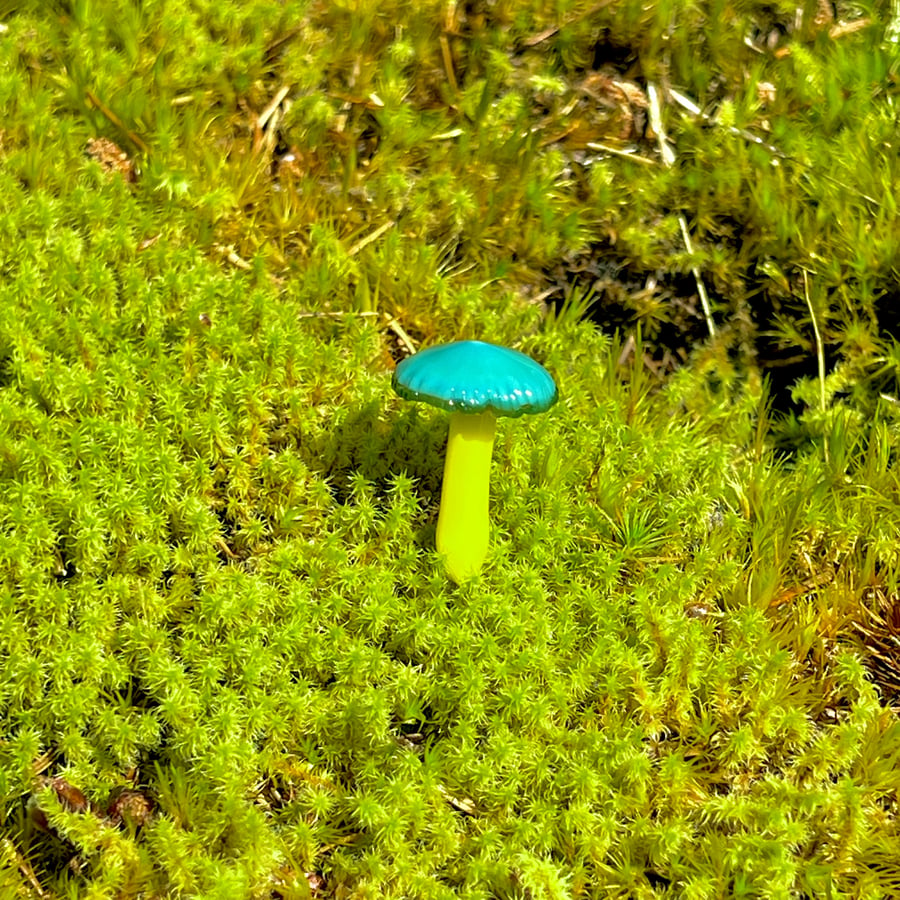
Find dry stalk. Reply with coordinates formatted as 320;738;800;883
647;83;716;337
347;220;395;257
85;90;150;155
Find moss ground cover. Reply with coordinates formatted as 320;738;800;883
3;1;900;897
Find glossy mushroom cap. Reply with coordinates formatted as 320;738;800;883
392;340;558;416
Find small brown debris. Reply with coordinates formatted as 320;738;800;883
548;72;648;147
46;777;91;814
756;81;777;105
437;784;478;815
814;0;835;28
27;777;92;833
85;137;135;181
137;234;161;252
829;17;870;39
106;787;154;829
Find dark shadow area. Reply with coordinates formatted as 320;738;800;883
542;238;857;418
296;400;447;509
540;240;716;376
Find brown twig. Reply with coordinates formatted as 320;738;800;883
297;310;380;319
439;34;458;95
85;90;150;155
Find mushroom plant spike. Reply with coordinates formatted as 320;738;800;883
392;341;558;583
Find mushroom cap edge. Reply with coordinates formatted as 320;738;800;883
391;340;558;418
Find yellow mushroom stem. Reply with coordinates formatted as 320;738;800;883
436;410;497;583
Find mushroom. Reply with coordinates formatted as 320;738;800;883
392;340;558;583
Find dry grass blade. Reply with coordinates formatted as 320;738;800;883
347;221;395;257
585;142;655;165
258;86;291;131
383;315;417;356
648;83;715;337
2;838;48;899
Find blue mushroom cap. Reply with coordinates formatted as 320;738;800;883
392;340;558;417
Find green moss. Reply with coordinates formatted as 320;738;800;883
2;1;900;897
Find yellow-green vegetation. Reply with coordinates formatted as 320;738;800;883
2;0;900;897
